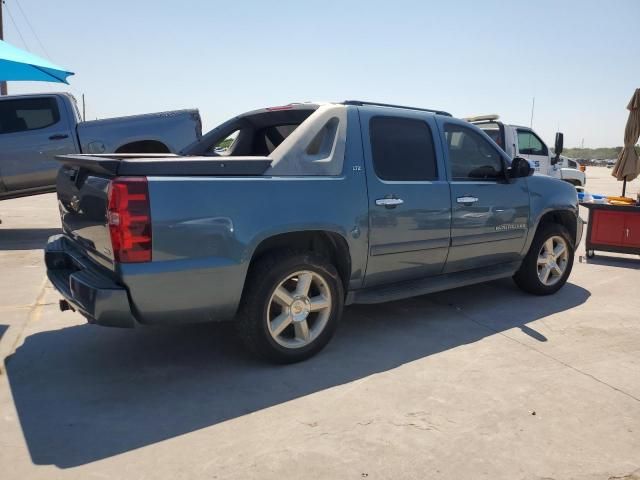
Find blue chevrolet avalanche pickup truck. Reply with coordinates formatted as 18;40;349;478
45;100;583;363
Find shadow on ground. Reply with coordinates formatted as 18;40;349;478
0;324;7;341
5;279;590;468
579;253;640;270
0;228;61;250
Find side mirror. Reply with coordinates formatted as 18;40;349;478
507;156;534;179
554;132;564;155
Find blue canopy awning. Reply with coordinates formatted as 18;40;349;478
0;39;74;84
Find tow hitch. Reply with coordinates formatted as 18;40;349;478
59;299;75;312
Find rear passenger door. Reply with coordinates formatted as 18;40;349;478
0;96;76;191
438;120;530;273
361;111;451;287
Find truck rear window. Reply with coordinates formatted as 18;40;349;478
475;123;503;148
482;128;502;146
252;124;300;155
186;108;316;157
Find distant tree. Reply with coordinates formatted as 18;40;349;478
561;146;638;160
217;138;234;149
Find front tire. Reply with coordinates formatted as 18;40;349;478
513;223;574;295
236;250;344;363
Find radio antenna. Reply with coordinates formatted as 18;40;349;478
529;97;535;128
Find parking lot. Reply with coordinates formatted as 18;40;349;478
0;167;638;479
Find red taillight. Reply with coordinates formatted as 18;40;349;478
107;177;152;263
266;105;294;111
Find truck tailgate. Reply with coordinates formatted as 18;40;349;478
56;163;115;269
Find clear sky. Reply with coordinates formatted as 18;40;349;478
3;0;639;148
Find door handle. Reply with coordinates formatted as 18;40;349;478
457;196;479;205
375;197;404;208
49;134;69;140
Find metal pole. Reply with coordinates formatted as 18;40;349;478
0;0;7;96
529;97;535;128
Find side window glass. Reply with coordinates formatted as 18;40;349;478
370;116;438;181
212;130;239;155
444;124;504;180
517;130;548;156
0;97;60;134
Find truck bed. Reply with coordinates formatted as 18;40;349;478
56;154;273;176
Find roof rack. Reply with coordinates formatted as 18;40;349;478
342;100;452;117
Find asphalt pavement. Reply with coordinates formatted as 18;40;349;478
0;167;639;479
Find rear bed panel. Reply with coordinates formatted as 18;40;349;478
128;170;368;324
56;166;115;270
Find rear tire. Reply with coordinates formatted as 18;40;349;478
236;250;344;363
513;223;574;295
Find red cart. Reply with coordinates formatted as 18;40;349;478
581;202;640;258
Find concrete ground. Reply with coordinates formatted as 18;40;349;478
0;167;639;480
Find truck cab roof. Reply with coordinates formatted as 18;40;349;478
0;91;79;105
183;100;454;158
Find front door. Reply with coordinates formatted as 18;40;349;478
515;127;553;176
438;120;530;273
362;111;451;287
0;96;76;192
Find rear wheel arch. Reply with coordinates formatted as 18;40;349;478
248;230;352;293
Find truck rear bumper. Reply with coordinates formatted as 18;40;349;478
45;235;137;328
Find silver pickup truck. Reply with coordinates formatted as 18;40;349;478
0;92;202;200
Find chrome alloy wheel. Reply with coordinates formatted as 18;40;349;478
267;270;332;349
537;236;569;286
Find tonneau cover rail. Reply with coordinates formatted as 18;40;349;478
56;154;273;176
